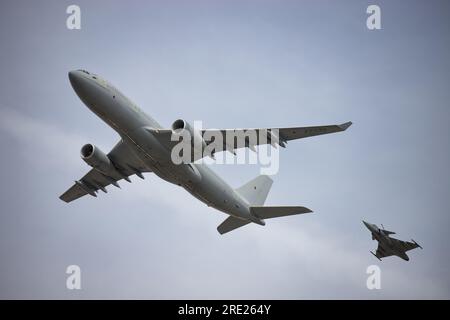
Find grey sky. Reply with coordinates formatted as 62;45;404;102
0;0;449;299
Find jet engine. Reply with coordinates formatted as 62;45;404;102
80;143;116;175
171;119;207;152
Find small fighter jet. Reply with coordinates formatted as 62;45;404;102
363;221;422;261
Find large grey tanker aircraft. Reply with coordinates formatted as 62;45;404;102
363;221;422;261
60;70;352;234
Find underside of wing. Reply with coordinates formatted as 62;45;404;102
146;121;352;163
277;122;352;141
60;140;151;203
390;238;421;252
201;121;352;154
375;244;394;259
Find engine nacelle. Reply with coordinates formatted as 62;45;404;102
171;119;207;152
80;143;116;175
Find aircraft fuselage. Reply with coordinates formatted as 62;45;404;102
68;70;264;225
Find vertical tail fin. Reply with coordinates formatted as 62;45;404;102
235;175;273;206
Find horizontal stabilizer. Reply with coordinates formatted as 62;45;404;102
250;206;312;219
217;216;251;235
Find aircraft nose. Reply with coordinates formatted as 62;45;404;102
362;220;372;230
68;70;91;100
68;70;81;87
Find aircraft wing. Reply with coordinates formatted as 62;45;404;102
59;140;151;202
202;121;352;152
390;238;421;252
375;244;395;259
148;121;352;163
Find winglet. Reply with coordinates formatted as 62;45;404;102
338;121;352;131
412;239;423;249
370;251;382;261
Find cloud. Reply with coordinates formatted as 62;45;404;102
0;105;89;168
1;105;448;300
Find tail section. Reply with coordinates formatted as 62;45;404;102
250;206;312;219
217;175;313;235
217;216;251;235
236;175;273;206
217;206;313;235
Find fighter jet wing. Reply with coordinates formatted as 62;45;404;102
59;140;151;202
375;244;395;259
201;122;352;153
390;238;421;252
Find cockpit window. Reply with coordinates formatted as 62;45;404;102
78;69;90;74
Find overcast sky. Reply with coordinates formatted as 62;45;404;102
0;0;449;299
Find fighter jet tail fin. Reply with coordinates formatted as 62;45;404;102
236;175;273;206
